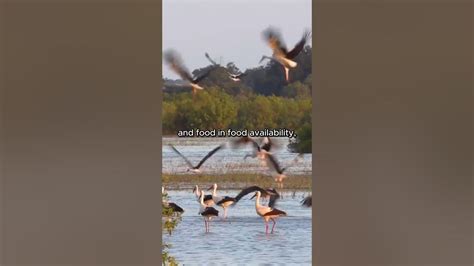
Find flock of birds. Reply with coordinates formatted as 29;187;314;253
162;136;312;234
164;26;312;94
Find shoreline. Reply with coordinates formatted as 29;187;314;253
162;173;312;190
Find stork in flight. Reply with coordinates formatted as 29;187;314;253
260;27;311;82
169;144;224;174
231;137;274;166
265;153;304;188
164;49;215;95
252;191;287;234
204;52;247;82
207;183;236;219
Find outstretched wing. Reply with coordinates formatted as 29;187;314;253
163;50;194;82
301;195;312;207
230;137;261;152
192;66;216;84
234;186;269;203
169;144;194;169
262;27;288;55
286;30;311;59
204;52;219;66
195;144;224;169
265;153;284;174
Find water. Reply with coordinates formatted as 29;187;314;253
163;190;312;266
162;137;312;175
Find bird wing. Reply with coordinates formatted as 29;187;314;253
268;194;280;208
204;52;219;66
234;186;268;203
195;144;223;169
230;137;261;152
262;27;288;55
286;30;311;59
265;153;284;174
264;208;287;216
192;66;215;84
163;50;194;82
169;144;194;169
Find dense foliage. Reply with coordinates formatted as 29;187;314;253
162;192;182;266
163;46;312;152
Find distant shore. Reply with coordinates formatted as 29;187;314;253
162;173;312;190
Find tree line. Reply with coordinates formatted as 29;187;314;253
163;46;312;152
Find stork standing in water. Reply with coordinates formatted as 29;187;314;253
193;185;215;207
204;52;247;82
252;191;287;234
162;186;184;214
169;144;224;174
164;49;215;95
260;27;311;82
198;190;219;233
207;183;236;219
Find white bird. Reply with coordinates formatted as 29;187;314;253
252;191;287;234
260;27;311;82
164;49;215;95
205;52;247;82
198;191;219;233
207;183;236;219
193;185;215;207
169;144;224;174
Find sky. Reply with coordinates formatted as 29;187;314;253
163;0;312;79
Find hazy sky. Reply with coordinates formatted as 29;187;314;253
163;0;312;79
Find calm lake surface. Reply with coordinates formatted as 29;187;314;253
162;137;312;175
164;189;312;266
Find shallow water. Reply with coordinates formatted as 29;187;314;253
162;137;312;175
163;190;312;266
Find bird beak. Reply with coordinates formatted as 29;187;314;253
192;188;196;193
250;193;257;200
207;185;213;191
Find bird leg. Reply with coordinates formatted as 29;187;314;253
271;218;276;234
223;208;228;220
265;221;269;234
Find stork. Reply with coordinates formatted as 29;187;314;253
198;191;219;233
204;52;247;82
260;27;311;82
169;144;224;174
193;185;215;207
162;186;184;214
164;49;215;95
252;191;287;234
207;183;236;219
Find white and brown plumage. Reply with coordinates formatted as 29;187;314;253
204;52;247;82
260;27;311;82
207;183;236;219
198;190;219;233
164;49;215;95
193;185;215;207
252;191;287;234
169;144;224;174
234;185;280;208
